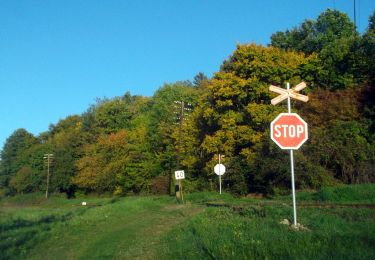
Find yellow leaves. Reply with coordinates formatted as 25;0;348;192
74;130;131;192
216;100;233;108
222;43;309;86
245;103;281;127
196;43;316;183
209;72;249;99
219;111;242;128
239;148;257;164
249;132;263;144
201;135;219;154
74;154;104;191
234;125;260;145
202;107;214;119
113;186;123;196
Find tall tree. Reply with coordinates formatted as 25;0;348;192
93;92;151;135
193;72;209;87
148;83;199;173
361;11;375;134
50;116;85;196
197;43;312;194
0;129;38;192
271;9;361;89
73;129;153;194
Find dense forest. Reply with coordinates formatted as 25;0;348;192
1;9;374;197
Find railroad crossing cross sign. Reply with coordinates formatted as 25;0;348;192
270;113;308;150
269;82;308;105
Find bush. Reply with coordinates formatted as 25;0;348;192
150;175;169;195
9;167;34;194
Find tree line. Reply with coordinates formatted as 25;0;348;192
1;9;374;197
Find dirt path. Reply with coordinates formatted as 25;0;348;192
123;203;204;259
27;200;204;260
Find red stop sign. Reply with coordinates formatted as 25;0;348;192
270;113;308;149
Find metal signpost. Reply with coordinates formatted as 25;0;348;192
269;82;309;227
214;154;226;194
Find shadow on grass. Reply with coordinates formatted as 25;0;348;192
0;197;125;259
1;213;73;233
0;212;77;260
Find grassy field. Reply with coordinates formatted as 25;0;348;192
1;184;375;259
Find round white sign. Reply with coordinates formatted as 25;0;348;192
214;164;226;175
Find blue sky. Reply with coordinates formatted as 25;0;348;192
1;0;374;149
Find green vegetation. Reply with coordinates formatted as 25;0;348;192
1;185;374;259
1;7;374;260
160;205;374;259
306;184;375;204
1;9;375;199
0;194;203;259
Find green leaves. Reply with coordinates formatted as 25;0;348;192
2;9;375;197
270;9;364;90
0;129;39;193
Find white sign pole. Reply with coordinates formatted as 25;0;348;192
287;82;297;227
219;154;222;194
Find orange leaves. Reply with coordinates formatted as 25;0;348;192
73;130;130;193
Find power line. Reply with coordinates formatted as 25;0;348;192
354;0;357;30
358;0;361;32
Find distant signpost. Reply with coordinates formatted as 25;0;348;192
214;154;225;194
269;82;309;228
175;170;185;203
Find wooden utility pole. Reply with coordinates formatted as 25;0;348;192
177;101;184;170
173;100;192;200
44;154;54;199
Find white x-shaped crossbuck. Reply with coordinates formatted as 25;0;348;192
269;82;309;105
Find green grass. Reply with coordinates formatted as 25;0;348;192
159;205;375;259
1;184;375;259
275;184;375;204
312;184;375;203
0;194;203;259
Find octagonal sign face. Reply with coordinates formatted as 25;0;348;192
270;113;308;150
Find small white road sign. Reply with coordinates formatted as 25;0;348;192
214;164;226;176
175;170;185;180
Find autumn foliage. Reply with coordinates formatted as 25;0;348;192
1;9;374;196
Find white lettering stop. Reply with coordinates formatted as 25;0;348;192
274;125;304;138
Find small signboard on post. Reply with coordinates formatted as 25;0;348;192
175;170;185;180
174;170;185;203
214;154;225;194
